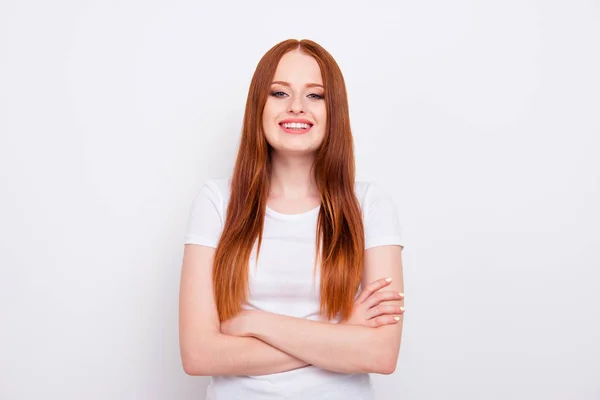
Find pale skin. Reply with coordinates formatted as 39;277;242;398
179;48;405;376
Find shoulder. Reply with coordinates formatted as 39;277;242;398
202;177;231;201
355;180;404;249
188;176;232;222
197;176;232;208
354;180;396;215
184;176;232;247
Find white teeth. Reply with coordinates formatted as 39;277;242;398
281;122;311;129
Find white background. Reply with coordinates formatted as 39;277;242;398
1;1;599;399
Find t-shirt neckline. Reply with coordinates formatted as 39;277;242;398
265;204;321;220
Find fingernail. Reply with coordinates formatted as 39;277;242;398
400;307;405;312
385;277;392;282
398;292;404;297
394;316;401;321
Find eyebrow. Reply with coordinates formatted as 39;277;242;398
271;80;324;89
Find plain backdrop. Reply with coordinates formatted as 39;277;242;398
1;1;599;399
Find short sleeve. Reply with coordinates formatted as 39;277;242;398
363;183;404;250
183;180;224;248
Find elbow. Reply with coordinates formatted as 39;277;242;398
364;329;402;375
180;332;221;376
181;349;213;376
182;357;214;376
376;357;398;375
182;360;196;376
365;345;399;375
369;355;398;375
181;357;208;376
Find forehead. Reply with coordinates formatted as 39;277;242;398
272;50;323;85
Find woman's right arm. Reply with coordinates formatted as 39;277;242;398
179;244;309;376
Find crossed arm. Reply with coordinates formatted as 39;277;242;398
179;244;404;376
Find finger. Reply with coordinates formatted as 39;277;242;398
369;315;402;328
355;277;392;304
363;290;404;309
365;304;404;320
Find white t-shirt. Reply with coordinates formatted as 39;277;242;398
184;177;404;400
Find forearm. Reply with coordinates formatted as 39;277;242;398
248;313;400;374
184;333;309;376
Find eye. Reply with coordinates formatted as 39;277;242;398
308;93;325;100
270;91;288;98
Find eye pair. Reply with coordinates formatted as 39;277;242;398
270;91;325;100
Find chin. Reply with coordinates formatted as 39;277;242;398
272;146;317;156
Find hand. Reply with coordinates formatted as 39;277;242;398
220;309;260;337
346;277;405;327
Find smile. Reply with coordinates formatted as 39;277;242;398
278;119;313;135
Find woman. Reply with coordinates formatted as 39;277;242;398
179;39;405;400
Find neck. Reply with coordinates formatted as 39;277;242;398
269;151;319;199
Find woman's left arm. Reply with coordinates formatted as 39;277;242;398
224;245;404;375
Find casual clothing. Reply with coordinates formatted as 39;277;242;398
184;177;404;400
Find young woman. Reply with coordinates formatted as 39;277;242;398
179;39;405;400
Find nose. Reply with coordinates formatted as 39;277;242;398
288;95;305;114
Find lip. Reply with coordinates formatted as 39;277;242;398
278;118;314;135
279;118;314;126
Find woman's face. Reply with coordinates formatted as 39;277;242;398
262;49;327;156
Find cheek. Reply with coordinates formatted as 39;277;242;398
262;101;280;126
262;103;271;122
314;102;326;121
315;105;327;130
261;107;273;131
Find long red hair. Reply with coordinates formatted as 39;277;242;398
213;39;364;322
